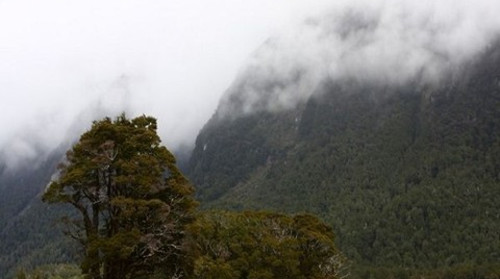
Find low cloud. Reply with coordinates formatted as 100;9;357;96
3;0;499;171
0;0;329;171
217;0;500;117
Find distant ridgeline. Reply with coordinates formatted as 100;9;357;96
187;39;500;274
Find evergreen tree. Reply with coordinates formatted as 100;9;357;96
189;211;348;279
43;115;197;279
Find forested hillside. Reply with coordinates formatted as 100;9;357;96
0;154;79;278
188;40;500;274
0;153;79;278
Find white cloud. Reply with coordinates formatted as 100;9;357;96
0;0;330;169
2;0;500;170
217;0;500;116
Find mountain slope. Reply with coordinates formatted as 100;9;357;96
0;152;79;278
187;42;500;269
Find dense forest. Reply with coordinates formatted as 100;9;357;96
0;154;79;278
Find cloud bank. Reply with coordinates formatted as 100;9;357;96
0;0;330;170
2;0;500;171
217;0;500;116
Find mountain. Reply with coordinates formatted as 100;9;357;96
2;10;500;278
187;40;500;273
0;152;79;278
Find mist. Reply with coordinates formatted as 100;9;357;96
217;0;500;116
2;0;500;171
0;0;331;170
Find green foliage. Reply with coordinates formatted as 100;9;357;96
352;263;500;279
16;264;83;279
188;211;348;279
42;115;197;279
2;114;350;279
0;153;77;278
16;269;27;279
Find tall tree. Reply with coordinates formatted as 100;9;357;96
43;115;197;279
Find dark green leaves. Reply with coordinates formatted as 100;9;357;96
42;115;196;279
189;211;347;279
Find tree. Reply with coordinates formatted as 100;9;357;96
43;115;197;279
188;211;348;279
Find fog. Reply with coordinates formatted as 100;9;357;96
2;0;500;171
0;0;330;170
217;0;500;116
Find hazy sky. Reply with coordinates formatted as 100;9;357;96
0;0;331;168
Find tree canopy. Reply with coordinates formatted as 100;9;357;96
42;115;197;279
188;211;347;279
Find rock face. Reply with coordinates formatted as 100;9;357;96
187;42;500;268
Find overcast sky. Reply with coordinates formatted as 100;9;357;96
0;0;332;168
1;0;500;170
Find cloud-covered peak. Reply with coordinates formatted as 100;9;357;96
216;0;500;118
